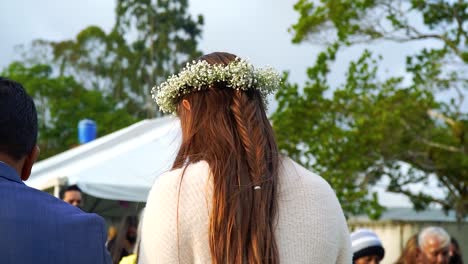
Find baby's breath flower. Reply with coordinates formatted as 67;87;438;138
152;58;281;114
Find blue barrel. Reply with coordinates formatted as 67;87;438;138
78;119;97;144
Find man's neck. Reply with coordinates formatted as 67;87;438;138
0;154;24;177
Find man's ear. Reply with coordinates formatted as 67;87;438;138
20;145;40;181
182;99;191;111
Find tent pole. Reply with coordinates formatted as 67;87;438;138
53;183;60;198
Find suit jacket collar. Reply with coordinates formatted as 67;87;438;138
0;161;24;184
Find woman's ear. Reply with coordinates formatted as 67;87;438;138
182;99;191;111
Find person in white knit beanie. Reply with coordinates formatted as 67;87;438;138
350;229;385;264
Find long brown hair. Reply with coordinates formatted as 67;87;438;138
395;234;420;264
172;52;280;264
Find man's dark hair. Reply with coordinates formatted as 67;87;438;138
0;77;38;160
59;184;82;199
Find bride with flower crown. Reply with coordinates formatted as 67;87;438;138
138;52;351;264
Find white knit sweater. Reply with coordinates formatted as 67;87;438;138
139;157;351;264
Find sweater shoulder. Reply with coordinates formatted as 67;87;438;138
147;160;211;213
279;157;336;198
152;161;211;192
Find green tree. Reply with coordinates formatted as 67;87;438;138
2;62;136;159
30;0;203;118
273;0;467;220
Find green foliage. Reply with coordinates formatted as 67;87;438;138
30;0;203;118
292;0;377;43
277;0;468;220
6;0;203;160
2;62;136;159
292;0;467;54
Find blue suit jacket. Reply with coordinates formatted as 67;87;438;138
0;162;112;264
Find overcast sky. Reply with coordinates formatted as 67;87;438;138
0;0;433;84
1;0;452;208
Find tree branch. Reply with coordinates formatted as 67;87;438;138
373;1;463;59
454;0;468;43
437;173;458;199
402;151;437;172
453;85;465;116
391;187;451;209
419;139;464;153
427;110;456;127
406;25;462;59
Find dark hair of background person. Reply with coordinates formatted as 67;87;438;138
59;184;82;199
449;237;464;264
107;215;138;264
173;52;280;264
395;234;420;264
0;77;38;160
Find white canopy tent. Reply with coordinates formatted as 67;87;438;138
27;116;181;203
27;115;417;219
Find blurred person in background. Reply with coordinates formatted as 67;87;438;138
350;229;385;264
448;237;463;264
60;184;83;207
418;226;450;264
395;234;420;264
118;209;144;264
107;226;118;247
107;215;138;264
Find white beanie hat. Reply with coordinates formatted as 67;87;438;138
350;229;385;262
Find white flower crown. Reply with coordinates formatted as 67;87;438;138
152;58;281;114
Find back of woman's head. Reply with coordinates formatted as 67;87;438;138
166;52;280;264
395;234;420;264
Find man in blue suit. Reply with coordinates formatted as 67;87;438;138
0;77;112;264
